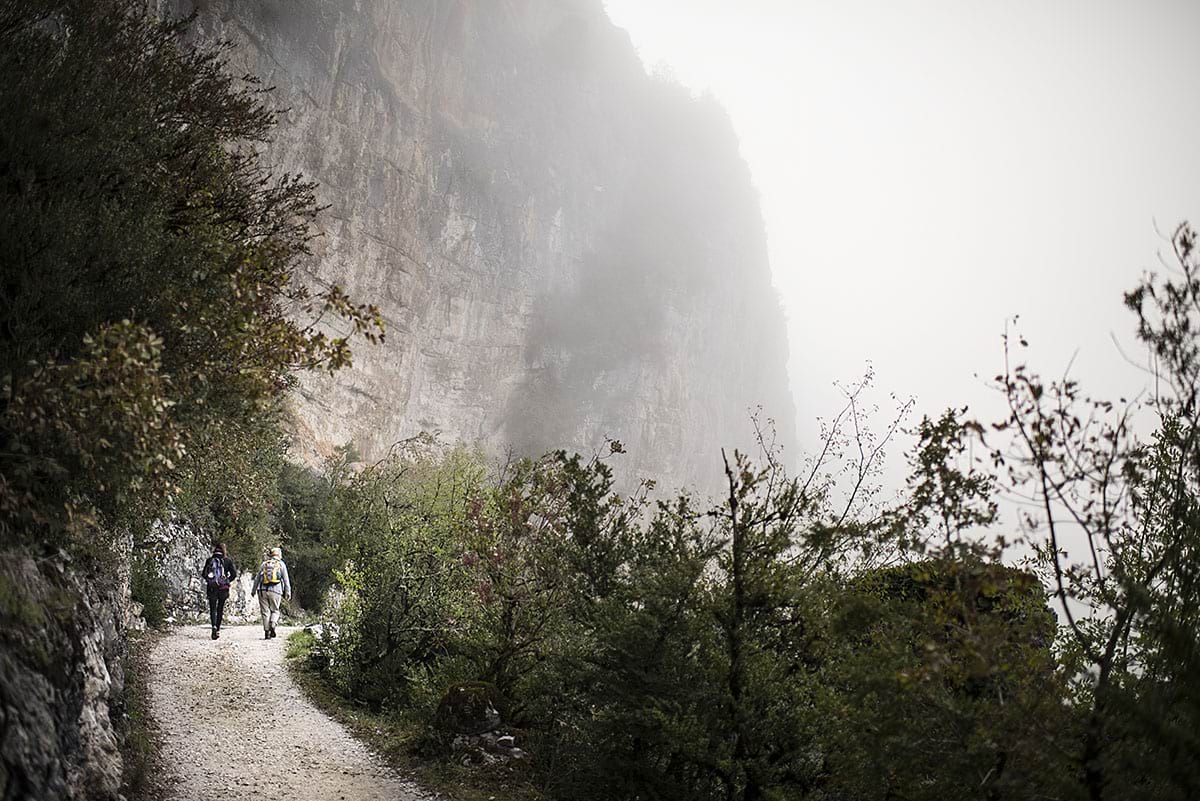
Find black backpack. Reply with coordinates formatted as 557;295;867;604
206;556;230;590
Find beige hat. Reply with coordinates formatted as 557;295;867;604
270;547;282;558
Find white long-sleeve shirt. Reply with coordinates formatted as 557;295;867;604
251;559;291;597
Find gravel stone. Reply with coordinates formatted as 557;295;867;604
149;625;432;800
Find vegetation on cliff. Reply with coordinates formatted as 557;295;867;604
0;0;382;554
0;3;379;797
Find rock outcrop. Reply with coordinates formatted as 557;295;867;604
171;0;796;493
0;547;133;801
151;522;260;625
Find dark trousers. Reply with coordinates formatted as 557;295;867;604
206;585;229;629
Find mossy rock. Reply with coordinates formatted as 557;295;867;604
0;571;47;629
434;681;502;735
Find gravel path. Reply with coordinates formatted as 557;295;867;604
149;625;431;800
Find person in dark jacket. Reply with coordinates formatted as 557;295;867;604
201;543;237;640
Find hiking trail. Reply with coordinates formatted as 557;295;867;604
148;625;432;800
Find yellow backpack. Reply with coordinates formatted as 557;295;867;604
261;558;282;586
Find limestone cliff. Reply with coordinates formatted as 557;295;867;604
0;549;133;801
175;0;796;492
151;522;260;625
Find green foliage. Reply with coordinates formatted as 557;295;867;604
130;551;167;629
988;222;1200;800
531;493;719;800
0;0;383;550
897;408;998;555
309;421;1061;801
0;571;45;631
322;438;487;705
828;560;1067;800
286;628;319;663
118;630;160;799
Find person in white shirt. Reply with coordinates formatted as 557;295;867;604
250;546;291;639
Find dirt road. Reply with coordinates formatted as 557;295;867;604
148;625;430;800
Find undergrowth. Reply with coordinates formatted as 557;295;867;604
120;629;165;801
285;631;542;801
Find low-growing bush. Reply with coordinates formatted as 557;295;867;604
302;430;1069;801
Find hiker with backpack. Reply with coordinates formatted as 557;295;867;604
251;546;291;639
202;543;238;640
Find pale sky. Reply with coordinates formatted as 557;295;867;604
603;0;1200;470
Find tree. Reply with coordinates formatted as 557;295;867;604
322;439;484;704
991;222;1200;800
0;0;383;549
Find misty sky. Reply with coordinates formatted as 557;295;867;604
603;0;1200;474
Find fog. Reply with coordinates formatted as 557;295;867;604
604;0;1200;488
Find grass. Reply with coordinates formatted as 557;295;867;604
121;628;165;801
285;630;544;801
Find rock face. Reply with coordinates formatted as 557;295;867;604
152;521;262;625
0;548;133;801
172;0;796;492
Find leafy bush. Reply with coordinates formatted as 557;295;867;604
321;439;487;706
308;419;1067;801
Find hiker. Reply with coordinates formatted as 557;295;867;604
201;543;237;640
251;546;291;639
